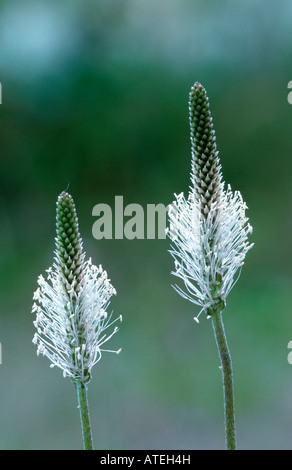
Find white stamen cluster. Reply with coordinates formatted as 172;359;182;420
32;258;122;382
167;187;253;319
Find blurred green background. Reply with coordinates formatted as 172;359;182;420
0;0;292;450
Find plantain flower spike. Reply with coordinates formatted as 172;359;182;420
167;82;254;321
32;191;122;384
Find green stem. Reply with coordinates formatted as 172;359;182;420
76;381;94;450
211;310;237;450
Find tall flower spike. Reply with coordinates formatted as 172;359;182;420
168;82;254;319
167;82;254;450
32;192;122;385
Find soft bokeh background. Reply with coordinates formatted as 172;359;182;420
0;0;292;450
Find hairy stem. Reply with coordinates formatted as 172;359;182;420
211;310;236;450
76;381;94;450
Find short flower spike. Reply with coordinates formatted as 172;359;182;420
32;192;122;385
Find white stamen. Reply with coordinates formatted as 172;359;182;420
31;258;121;383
